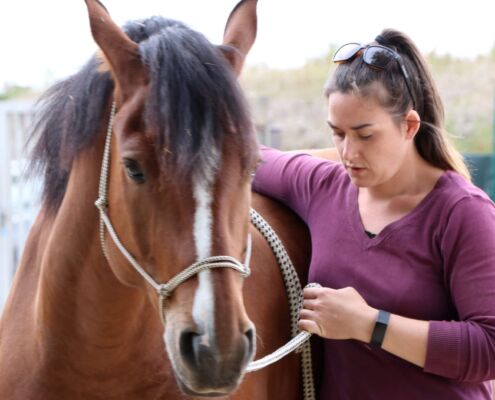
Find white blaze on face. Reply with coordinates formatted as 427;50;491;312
192;175;216;344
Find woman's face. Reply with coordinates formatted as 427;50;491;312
327;91;412;188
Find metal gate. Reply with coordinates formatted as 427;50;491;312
0;100;40;313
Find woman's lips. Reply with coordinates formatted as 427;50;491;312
347;166;366;176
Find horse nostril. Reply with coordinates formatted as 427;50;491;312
179;330;200;368
244;327;255;359
180;329;216;369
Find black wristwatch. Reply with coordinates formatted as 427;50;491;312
370;310;391;348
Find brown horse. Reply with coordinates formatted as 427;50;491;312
0;0;311;399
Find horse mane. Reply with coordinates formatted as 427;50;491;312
29;16;255;211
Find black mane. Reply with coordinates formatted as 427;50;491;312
30;16;255;211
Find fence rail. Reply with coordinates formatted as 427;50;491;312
0;100;40;313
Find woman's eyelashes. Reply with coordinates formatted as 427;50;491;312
331;130;345;140
331;130;373;141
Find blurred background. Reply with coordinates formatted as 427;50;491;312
1;0;494;312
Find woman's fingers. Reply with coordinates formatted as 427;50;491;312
303;285;336;299
298;318;321;335
302;298;319;310
299;308;325;336
303;286;323;299
299;308;317;320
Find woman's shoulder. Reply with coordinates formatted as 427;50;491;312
433;170;495;228
434;171;495;269
437;170;493;206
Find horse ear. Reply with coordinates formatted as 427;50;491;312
219;0;258;76
84;0;146;100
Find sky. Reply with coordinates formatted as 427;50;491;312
0;0;494;90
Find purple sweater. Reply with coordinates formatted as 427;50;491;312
253;147;495;399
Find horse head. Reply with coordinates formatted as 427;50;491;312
84;0;259;395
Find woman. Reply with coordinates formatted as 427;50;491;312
253;29;495;399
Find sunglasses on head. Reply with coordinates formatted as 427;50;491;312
333;42;416;109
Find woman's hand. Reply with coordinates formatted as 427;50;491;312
299;285;430;367
299;286;378;343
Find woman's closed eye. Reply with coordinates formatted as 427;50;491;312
331;130;345;140
331;131;372;141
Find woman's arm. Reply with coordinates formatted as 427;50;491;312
253;146;342;221
290;147;341;162
382;314;429;368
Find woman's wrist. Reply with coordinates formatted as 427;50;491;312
370;310;391;348
356;306;379;343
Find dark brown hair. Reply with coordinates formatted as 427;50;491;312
325;29;470;180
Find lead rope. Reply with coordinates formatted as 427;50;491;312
248;209;318;400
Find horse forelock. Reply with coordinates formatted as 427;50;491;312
134;16;257;181
29;16;257;212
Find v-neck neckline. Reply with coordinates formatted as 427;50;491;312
347;171;448;249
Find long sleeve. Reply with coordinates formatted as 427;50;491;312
425;194;495;383
252;146;341;222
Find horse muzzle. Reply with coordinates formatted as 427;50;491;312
167;324;256;396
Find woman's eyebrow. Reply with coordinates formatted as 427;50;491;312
327;121;374;130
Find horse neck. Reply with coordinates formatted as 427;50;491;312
33;132;161;365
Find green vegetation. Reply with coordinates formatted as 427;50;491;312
241;47;495;153
0;85;36;101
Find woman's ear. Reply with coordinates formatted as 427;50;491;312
404;109;421;140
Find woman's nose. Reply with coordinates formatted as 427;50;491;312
341;137;358;161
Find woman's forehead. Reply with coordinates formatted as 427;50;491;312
327;92;389;127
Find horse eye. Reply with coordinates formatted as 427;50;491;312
123;158;146;184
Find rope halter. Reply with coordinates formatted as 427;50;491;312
95;102;252;324
94;103;316;398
